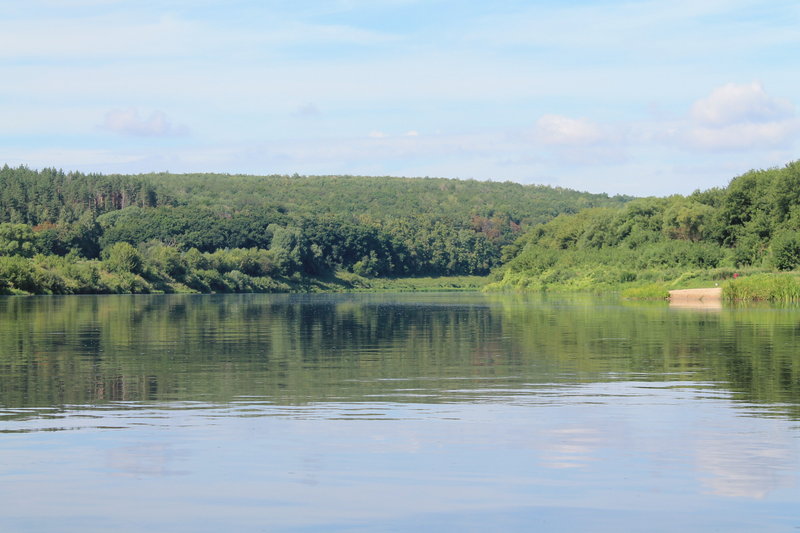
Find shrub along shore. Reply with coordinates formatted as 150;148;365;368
0;245;490;295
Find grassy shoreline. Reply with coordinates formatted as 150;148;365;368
622;272;800;303
0;246;491;296
0;269;489;296
486;267;800;303
4;261;799;301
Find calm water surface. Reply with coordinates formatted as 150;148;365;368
1;293;799;532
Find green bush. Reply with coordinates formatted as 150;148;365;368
141;242;187;279
0;256;37;293
103;242;143;274
101;271;151;294
770;231;800;270
0;223;37;257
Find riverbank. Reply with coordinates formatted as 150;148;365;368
626;273;800;303
0;265;489;295
4;257;799;301
669;287;722;301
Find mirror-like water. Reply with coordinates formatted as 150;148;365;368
1;293;799;532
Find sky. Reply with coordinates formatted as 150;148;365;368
2;0;799;197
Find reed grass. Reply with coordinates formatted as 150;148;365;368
723;273;800;302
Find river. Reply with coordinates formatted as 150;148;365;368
1;293;798;531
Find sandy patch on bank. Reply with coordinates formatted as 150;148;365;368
669;288;723;309
668;287;722;301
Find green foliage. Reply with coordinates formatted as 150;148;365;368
621;284;670;300
770;230;800;270
0;223;38;257
492;160;800;293
0;255;39;293
98;205;283;252
140;242;187;280
268;224;311;274
661;198;715;242
11;159;800;295
723;273;800;302
342;274;489;292
0;165;632;288
352;251;380;277
0;165;167;226
102;242;143;274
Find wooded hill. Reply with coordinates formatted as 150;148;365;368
0;166;629;294
490;160;800;291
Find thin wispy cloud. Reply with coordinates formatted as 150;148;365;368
292;103;322;118
102;108;188;137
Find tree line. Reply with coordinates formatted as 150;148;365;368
0;165;628;294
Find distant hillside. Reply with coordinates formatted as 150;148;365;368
0;166;632;294
0;167;630;276
135;172;630;227
0;167;630;226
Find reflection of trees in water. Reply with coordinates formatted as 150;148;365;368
0;295;798;419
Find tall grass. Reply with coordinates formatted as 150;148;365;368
723;273;800;302
620;283;670;300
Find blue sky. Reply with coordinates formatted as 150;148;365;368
2;0;799;196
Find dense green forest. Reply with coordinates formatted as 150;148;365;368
7;161;800;297
0;165;628;294
490;160;800;293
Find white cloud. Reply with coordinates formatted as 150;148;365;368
526;83;800;167
532;114;627;166
534;114;608;146
102;108;188;137
686;121;800;151
4;1;800;197
684;83;800;151
691;82;795;126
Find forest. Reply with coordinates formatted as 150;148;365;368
4;161;800;296
0;165;627;294
489;160;800;294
